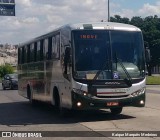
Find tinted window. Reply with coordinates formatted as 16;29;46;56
40;40;44;60
24;46;27;63
43;39;48;60
72;30;145;80
34;42;37;61
18;48;22;64
73;30;110;71
52;34;60;59
48;37;52;60
37;41;43;61
37;41;41;61
30;43;34;62
111;31;145;78
22;47;25;64
27;45;30;63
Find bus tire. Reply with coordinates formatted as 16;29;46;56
27;85;37;106
110;107;123;115
54;88;67;116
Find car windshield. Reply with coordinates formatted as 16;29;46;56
9;74;18;79
72;30;145;80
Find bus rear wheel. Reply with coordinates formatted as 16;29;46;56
27;85;37;106
110;107;123;115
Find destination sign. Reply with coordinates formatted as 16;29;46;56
0;0;15;16
80;35;97;39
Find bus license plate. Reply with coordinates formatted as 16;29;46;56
107;102;119;106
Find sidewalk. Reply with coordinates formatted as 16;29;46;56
146;85;160;92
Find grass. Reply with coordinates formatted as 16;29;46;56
146;76;160;85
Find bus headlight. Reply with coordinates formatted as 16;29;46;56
73;89;88;96
131;88;145;97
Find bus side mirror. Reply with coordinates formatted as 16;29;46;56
145;48;151;63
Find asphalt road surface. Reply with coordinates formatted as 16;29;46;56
0;85;160;140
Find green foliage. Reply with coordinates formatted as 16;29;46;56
0;64;14;78
146;76;160;85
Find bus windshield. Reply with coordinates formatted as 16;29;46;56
72;30;145;80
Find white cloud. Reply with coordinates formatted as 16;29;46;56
0;0;115;44
138;3;160;16
112;9;134;19
16;0;32;7
46;15;63;24
111;1;160;19
19;17;39;24
1;0;160;44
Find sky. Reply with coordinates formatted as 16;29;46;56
0;0;159;44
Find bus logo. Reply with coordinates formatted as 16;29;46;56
105;82;120;85
113;72;119;79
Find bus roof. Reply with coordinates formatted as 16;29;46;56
69;22;141;31
19;22;141;47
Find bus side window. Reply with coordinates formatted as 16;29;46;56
22;47;25;64
48;37;52;60
34;42;37;62
56;34;60;60
40;40;44;61
30;43;34;62
18;48;22;64
52;37;56;59
24;46;27;63
43;39;48;60
37;41;41;61
52;34;60;59
27;45;30;63
37;40;44;61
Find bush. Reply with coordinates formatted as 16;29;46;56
0;64;14;78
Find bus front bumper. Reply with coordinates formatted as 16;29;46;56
71;91;145;110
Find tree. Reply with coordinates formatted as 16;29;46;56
0;64;14;78
150;39;160;66
110;15;129;24
130;16;143;28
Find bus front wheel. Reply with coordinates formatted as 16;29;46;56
110;107;123;115
54;89;68;116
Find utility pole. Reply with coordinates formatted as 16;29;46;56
108;0;110;22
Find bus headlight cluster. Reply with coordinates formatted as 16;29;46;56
73;89;88;96
131;88;145;97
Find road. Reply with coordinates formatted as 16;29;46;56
0;85;160;140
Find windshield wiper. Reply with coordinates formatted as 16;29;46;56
115;57;132;87
93;59;110;81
